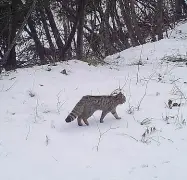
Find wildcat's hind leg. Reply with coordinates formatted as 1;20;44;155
81;107;93;126
83;119;89;126
77;116;83;126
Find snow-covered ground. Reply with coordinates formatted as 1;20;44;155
1;22;187;180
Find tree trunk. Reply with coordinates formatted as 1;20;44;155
130;0;145;44
118;0;139;47
63;17;72;59
27;17;46;65
38;0;56;62
4;0;17;71
103;0;114;56
1;0;37;69
61;0;85;59
76;0;86;60
114;3;130;48
43;0;64;59
175;0;182;20
157;0;163;40
181;0;187;13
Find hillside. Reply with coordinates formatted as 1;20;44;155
0;22;187;180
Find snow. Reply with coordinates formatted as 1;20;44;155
1;22;187;180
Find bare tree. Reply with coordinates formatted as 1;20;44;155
1;0;187;70
76;0;87;60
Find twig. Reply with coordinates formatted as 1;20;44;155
160;136;174;143
5;80;17;91
52;156;58;162
149;137;161;145
117;133;139;142
173;83;187;103
9;77;16;80
45;135;49;146
140;118;152;125
1;84;4;92
93;116;119;152
34;99;40;123
136;72;156;110
141;127;158;144
132;115;139;123
56;89;66;114
170;78;181;84
136;81;149;110
136;45;144;84
126;78;135;115
25;124;31;140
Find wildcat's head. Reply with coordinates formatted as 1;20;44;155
115;92;126;104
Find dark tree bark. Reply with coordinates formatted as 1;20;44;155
76;0;86;60
62;16;72;59
113;2;130;48
1;0;186;68
0;50;3;58
103;0;114;56
38;0;56;62
61;0;86;59
58;0;93;34
130;0;145;44
1;0;37;70
157;0;163;40
4;0;18;71
118;0;139;47
27;17;46;65
181;0;187;13
43;0;64;59
175;0;183;20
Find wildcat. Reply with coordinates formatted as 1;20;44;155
65;92;126;126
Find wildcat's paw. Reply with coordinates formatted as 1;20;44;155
78;123;83;126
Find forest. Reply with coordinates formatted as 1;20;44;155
0;0;187;71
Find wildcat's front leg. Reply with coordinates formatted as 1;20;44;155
111;109;121;119
100;111;108;123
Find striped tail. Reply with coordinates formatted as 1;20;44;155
65;99;84;123
65;111;77;123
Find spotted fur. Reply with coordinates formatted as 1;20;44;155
65;92;126;126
